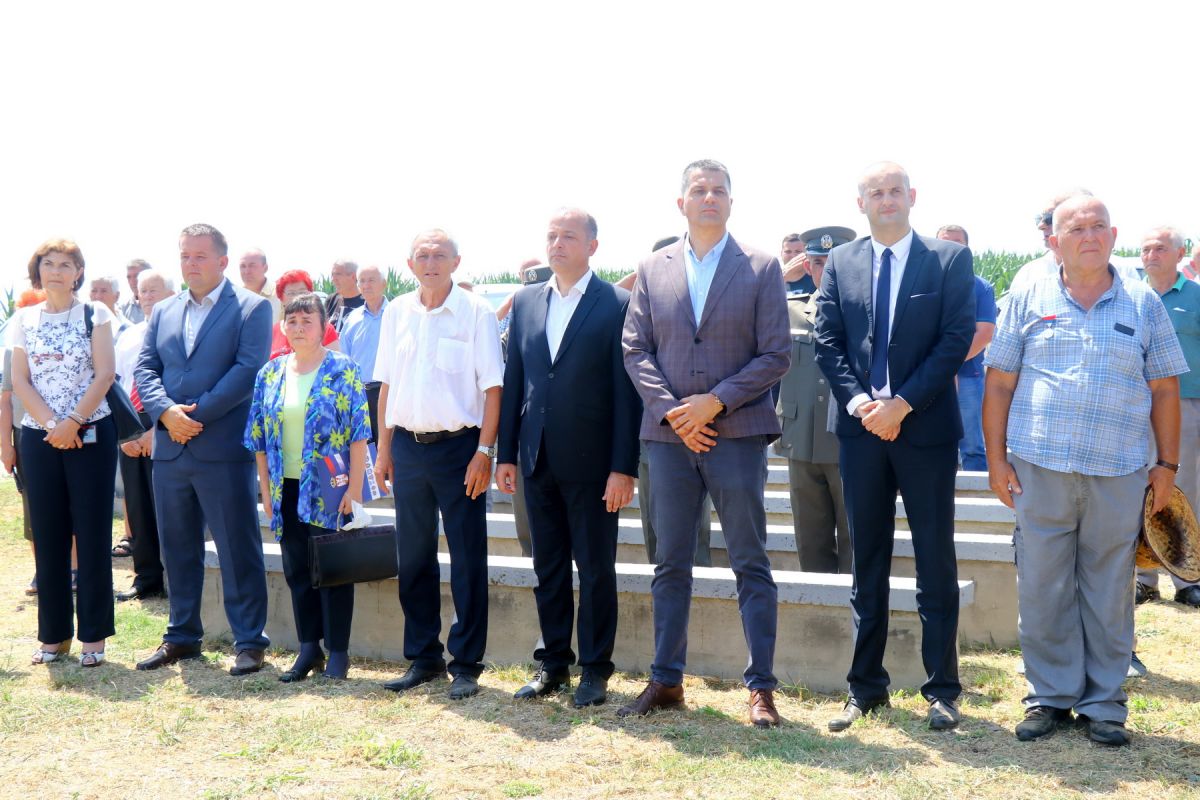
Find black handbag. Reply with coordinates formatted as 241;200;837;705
83;304;147;445
308;522;399;588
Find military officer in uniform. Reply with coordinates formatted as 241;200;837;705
776;226;856;573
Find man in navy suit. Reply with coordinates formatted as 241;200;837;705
134;223;274;675
496;209;641;708
815;163;975;731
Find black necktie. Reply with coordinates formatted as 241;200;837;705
870;248;893;392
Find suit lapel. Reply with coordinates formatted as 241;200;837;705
664;243;698;332
552;279;602;366
531;283;553;367
188;281;236;359
890;233;927;334
697;236;743;333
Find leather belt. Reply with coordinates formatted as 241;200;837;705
394;425;477;444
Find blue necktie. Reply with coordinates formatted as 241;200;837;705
870;248;893;392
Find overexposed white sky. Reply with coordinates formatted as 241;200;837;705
2;0;1196;293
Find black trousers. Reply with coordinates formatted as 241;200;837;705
523;452;619;678
118;412;163;590
279;479;354;651
364;383;381;444
391;429;488;678
840;433;961;704
21;416;117;643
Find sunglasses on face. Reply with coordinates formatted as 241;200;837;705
1035;211;1053;228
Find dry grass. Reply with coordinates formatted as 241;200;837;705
1;479;1198;799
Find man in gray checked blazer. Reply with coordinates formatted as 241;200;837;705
620;159;791;727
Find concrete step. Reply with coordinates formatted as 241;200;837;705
201;540;974;692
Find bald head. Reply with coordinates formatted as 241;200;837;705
357;265;386;305
1051;195;1110;235
239;248;269;292
857;161;911;197
1050;195;1116;274
546;208;599;278
551;207;599;240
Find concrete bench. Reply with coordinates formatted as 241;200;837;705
201;541;974;692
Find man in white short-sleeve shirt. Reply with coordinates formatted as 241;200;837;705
373;228;503;701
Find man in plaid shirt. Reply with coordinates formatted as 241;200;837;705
984;195;1187;747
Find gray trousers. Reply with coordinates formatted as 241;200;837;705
1138;396;1200;590
645;437;776;689
639;448;712;567
787;459;850;573
1011;455;1144;723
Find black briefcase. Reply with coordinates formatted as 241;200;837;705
308;523;399;589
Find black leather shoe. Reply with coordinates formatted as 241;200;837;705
514;665;570;700
828;697;889;732
1174;585;1200;608
1135;582;1161;604
230;648;266;676
1076;715;1131;746
448;674;480;700
280;657;326;683
1015;705;1072;741
383;665;445;692
136;642;203;671
927;699;961;730
116;584;166;602
573;673;608;708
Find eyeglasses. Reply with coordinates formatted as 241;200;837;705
1035;211;1053;228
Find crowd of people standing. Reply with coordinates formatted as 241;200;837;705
7;158;1199;747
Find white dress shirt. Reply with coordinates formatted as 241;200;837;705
184;278;227;356
374;282;504;433
847;229;914;415
114;320;148;396
546;269;593;361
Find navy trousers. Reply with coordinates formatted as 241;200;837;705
21;416;117;643
118;412;163;591
154;448;269;651
645;436;777;689
523;451;618;678
840;433;961;704
391;429;488;678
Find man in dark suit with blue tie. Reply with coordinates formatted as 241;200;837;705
134;223;274;675
621;160;791;727
815;163;975;731
496;208;641;708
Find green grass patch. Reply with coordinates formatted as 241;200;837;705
501;781;543;798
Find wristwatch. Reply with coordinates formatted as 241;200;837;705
44;418;58;431
477;444;496;459
1156;458;1180;472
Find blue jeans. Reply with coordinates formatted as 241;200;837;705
957;374;986;471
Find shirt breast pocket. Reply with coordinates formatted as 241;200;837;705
436;338;468;373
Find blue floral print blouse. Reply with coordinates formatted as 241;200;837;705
244;350;371;535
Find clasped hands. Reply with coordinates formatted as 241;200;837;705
856;397;910;442
665;393;722;453
162;403;203;445
496;465;635;512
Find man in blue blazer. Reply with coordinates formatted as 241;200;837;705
134;223;274;675
815;163;975;731
496;208;641;708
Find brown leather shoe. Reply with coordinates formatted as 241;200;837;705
749;689;780;728
230;648;266;676
616;680;684;717
136;642;203;671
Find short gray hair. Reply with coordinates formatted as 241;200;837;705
332;259;359;274
409;229;459;258
180;223;228;256
126;259;151;273
92;275;121;293
681;159;731;194
138;269;176;293
1142;226;1186;251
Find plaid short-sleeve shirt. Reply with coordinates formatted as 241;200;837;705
985;265;1187;477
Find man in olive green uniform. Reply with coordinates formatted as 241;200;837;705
776;226;855;573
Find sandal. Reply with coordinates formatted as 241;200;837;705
31;639;72;665
80;651;106;668
24;575;37;596
112;539;133;558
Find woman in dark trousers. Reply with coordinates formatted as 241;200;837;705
246;292;370;680
11;240;117;666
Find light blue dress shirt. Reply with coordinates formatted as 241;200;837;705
684;231;729;325
339;297;388;382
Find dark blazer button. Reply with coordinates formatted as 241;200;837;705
694;337;702;343
548;372;555;379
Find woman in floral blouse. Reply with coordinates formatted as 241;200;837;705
245;292;371;680
11;239;117;667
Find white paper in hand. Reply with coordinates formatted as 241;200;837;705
341;501;373;530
